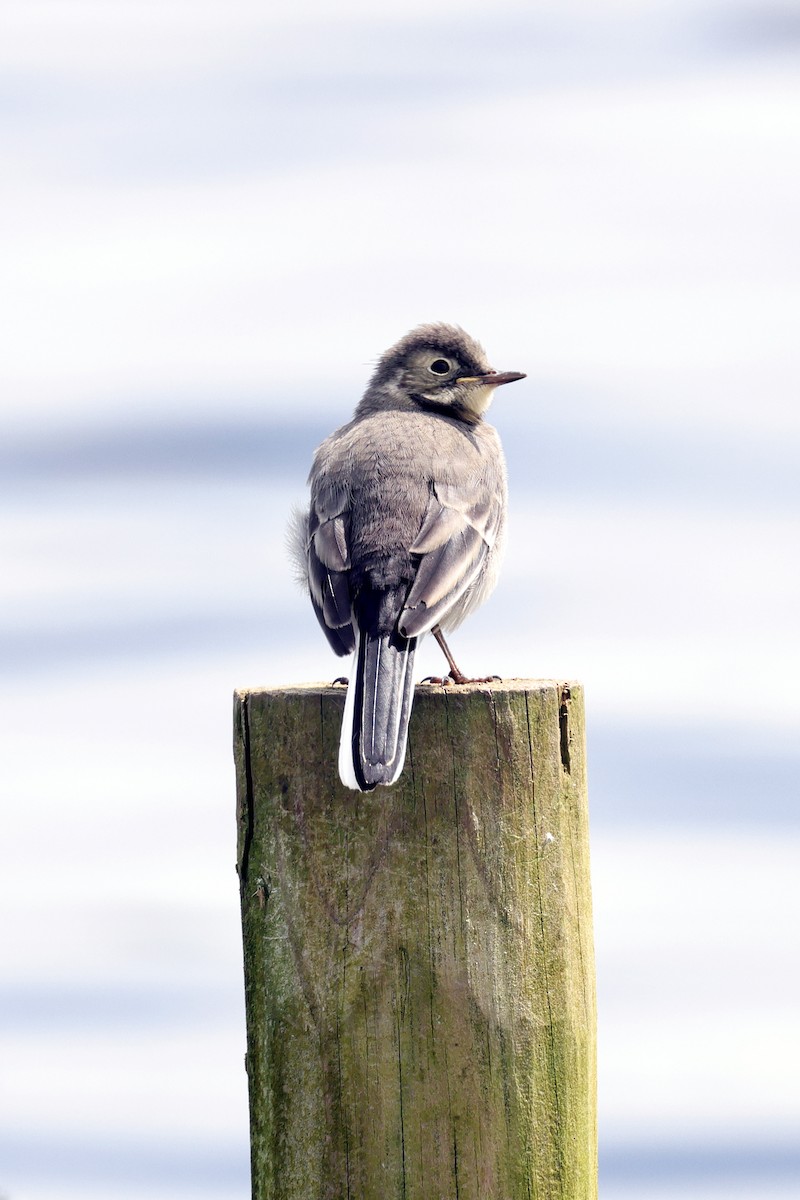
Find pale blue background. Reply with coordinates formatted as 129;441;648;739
2;1;799;1197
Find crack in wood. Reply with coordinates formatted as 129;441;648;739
559;685;572;774
237;692;255;893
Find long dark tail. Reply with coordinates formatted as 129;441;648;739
338;627;417;791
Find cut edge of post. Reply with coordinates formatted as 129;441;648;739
234;676;581;698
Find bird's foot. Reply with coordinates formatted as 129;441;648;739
422;671;502;686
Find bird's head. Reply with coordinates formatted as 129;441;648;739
363;323;525;423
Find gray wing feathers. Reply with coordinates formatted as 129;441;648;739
399;479;503;638
400;526;486;635
313;514;349;571
299;486;355;656
409;500;465;553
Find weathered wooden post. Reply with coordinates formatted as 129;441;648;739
234;679;596;1199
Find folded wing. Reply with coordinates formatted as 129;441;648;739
399;479;503;638
306;483;355;656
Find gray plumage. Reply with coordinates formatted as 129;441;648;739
290;323;525;791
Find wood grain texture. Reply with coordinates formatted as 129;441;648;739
234;679;596;1200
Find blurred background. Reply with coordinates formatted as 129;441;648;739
2;0;799;1196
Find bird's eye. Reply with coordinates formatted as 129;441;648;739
429;358;452;376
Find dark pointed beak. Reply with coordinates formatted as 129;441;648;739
456;370;526;387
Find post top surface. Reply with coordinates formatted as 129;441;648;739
235;679;581;701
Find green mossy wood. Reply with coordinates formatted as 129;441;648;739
234;680;596;1200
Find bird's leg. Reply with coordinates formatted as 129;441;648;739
433;626;466;682
424;625;501;686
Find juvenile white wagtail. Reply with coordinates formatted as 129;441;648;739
290;323;525;791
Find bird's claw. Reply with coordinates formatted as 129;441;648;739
422;672;502;686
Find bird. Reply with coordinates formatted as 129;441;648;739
290;323;525;792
